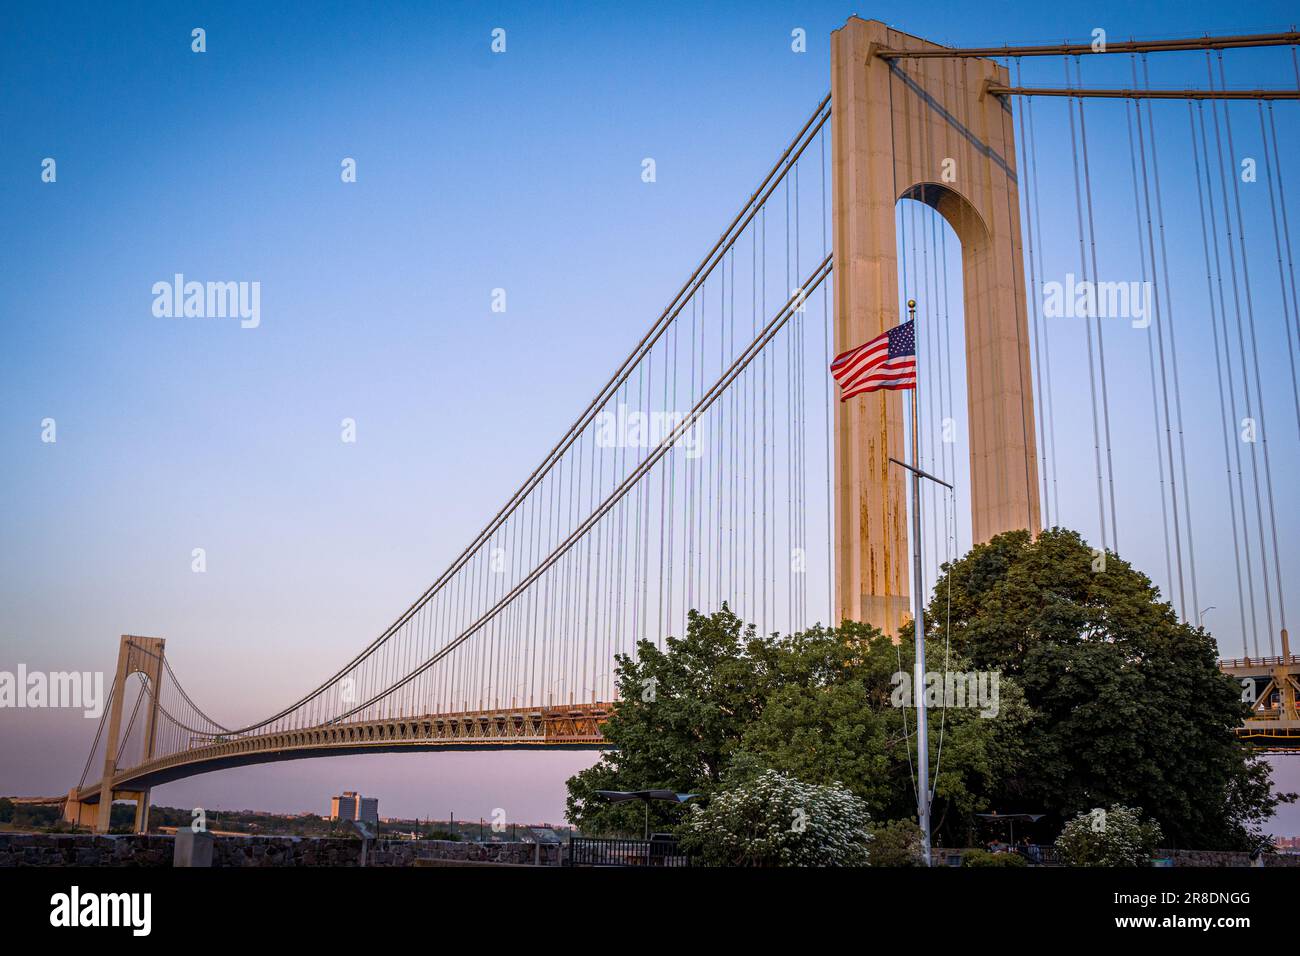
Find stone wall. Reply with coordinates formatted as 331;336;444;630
8;834;1296;867
0;833;563;867
1156;848;1300;867
930;845;1300;867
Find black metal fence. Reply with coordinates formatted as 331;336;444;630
567;836;691;867
932;845;1062;866
569;838;1057;867
1017;844;1061;866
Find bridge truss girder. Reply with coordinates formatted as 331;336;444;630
70;703;611;822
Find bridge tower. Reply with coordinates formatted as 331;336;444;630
86;635;166;833
830;17;1040;634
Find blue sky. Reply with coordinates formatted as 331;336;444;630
2;1;1299;827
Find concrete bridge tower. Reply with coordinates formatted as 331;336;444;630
62;635;165;833
830;17;1041;634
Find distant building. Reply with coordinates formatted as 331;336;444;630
357;796;379;825
329;790;379;825
330;791;359;822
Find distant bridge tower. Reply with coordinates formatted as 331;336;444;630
64;635;165;833
830;17;1041;634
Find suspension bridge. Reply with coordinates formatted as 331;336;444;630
23;19;1300;831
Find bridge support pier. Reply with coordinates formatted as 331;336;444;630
136;790;151;834
125;790;151;834
78;790;151;834
62;788;99;829
1274;628;1298;723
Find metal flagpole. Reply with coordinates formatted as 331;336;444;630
838;295;950;865
906;298;932;867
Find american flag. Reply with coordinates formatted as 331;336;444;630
830;319;917;400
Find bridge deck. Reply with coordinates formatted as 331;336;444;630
1220;656;1300;752
74;703;612;803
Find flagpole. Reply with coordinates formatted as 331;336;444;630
829;298;935;863
907;298;932;867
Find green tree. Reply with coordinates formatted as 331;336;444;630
566;607;1018;843
678;770;872;866
929;527;1291;849
1055;805;1163;867
566;606;769;835
736;620;1024;841
568;527;1282;851
866;818;925;866
0;798;14;823
960;848;1028;867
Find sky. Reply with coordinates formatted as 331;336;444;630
2;0;1299;829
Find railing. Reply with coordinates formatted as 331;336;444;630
1218;655;1300;668
567;836;691;867
1016;845;1061;866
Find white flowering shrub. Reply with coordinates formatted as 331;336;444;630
678;770;872;866
1055;805;1163;867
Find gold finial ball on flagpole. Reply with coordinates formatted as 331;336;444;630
907;298;916;310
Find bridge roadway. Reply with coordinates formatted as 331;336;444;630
54;702;610;818
1219;648;1300;751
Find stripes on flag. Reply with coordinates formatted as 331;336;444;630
830;319;917;400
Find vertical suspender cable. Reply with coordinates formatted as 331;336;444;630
822;125;834;623
1130;63;1188;620
1016;62;1051;529
991;56;1033;556
1139;54;1200;620
1260;100;1300;437
1024;81;1060;527
1064;57;1110;553
1201;84;1262;655
1207;54;1276;651
1073;58;1120;549
1216;53;1287;640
